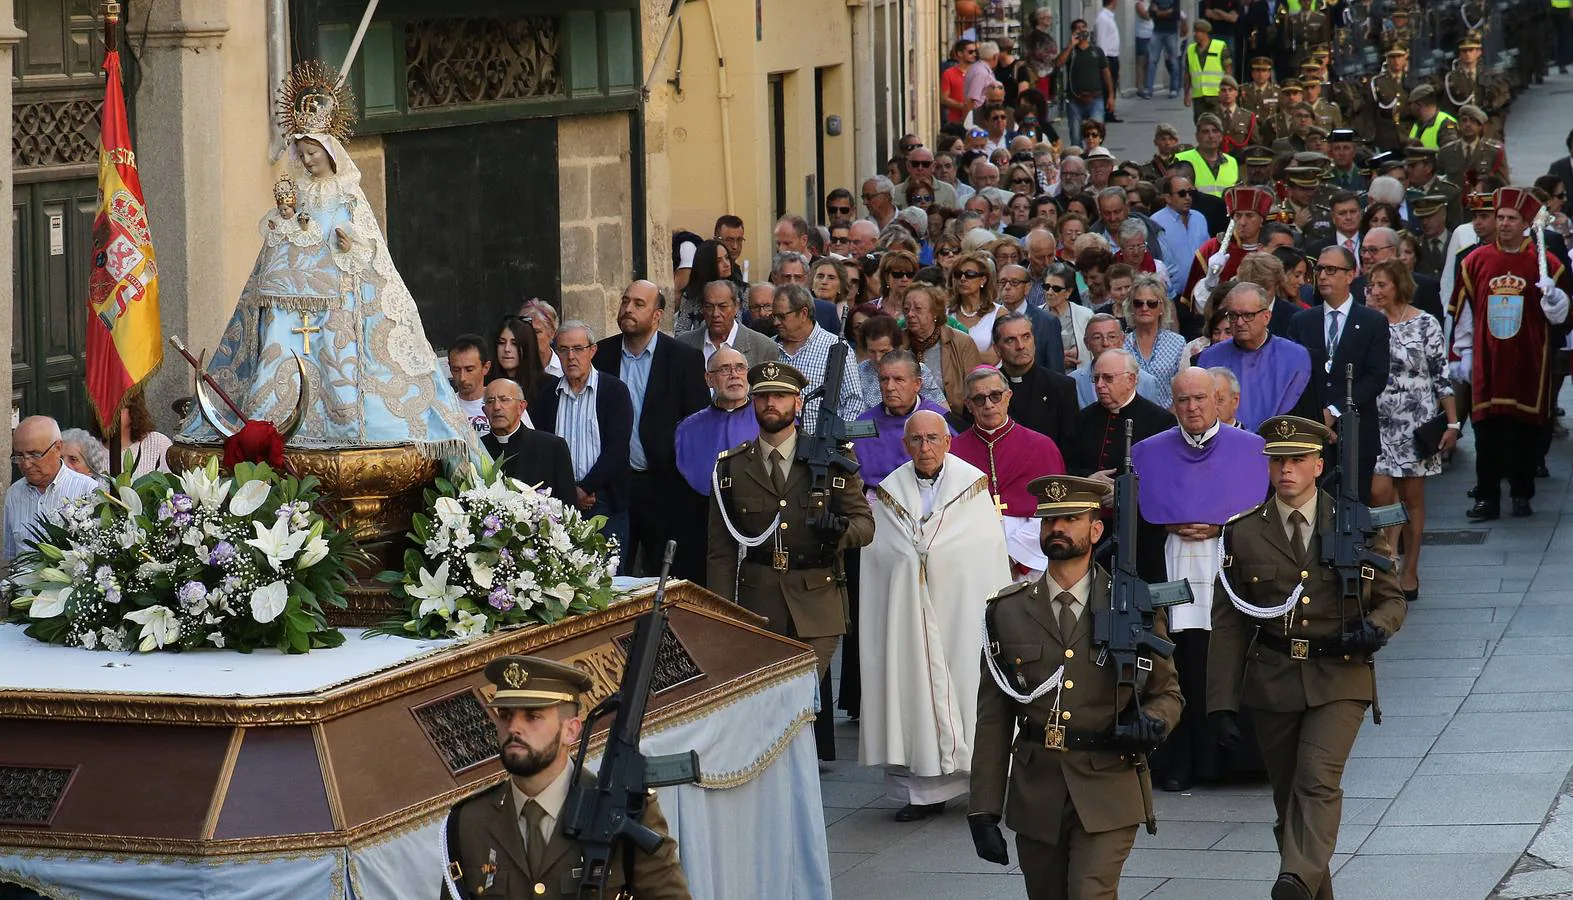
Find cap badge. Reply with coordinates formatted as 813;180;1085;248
762;362;780;380
1047;481;1067;501
502;662;529;689
1275;420;1296;438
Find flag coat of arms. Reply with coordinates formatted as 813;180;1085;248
85;47;161;431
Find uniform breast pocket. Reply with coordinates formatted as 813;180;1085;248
998;642;1044;682
1241;565;1278;590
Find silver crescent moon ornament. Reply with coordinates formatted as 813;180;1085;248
278;352;311;440
194;377;241;439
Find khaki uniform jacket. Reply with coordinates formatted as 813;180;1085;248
1218;106;1259;153
440;774;690;900
1438;137;1510;189
1207;492;1407;715
1311;98;1343;132
706;436;874;637
971;566;1183;843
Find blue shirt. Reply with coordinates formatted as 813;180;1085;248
620;332;658;471
4;463;100;562
555;368;603;483
1151;206;1212;299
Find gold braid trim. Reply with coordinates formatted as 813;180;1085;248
696;708;815;789
0;869;82;900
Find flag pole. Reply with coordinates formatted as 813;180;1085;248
104;0;123;479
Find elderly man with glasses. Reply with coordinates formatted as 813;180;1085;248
4;415;99;563
480;378;576;505
893;147;960;210
1354;225;1443;323
1197;281;1312;431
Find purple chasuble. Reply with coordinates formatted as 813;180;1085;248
1131;425;1269;524
951;419;1067;517
1197;335;1311;431
850;399;951;488
675;404;760;495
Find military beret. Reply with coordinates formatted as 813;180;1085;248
1409;84;1438;104
1412;194;1449;217
748;360;807;396
1259;416;1333;456
1290;101;1315;115
1458;104;1488;124
1193;19;1212;33
1028;475;1111;517
1155;122;1181;140
484;656;594;709
1220;75;1240;90
1306;126;1329;139
1196;113;1224;131
1292;151;1333;168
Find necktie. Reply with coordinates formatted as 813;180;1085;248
1288;510;1308;560
1056;592;1079;640
522;799;547;874
1326;309;1341;358
1345;237;1360;275
769;448;788;495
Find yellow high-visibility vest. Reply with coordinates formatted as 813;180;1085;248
1409;111;1458;149
1552;0;1570;11
1174;148;1240;196
1188;42;1227;98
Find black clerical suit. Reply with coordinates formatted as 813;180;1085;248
1288;298;1390;503
593;332;710;579
1066;394;1177;584
482;426;577;506
1004;364;1080;446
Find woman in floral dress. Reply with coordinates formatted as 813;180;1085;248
1367;259;1459;601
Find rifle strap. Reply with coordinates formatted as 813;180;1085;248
1215;533;1306;619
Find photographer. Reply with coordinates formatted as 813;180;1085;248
1056;19;1114;144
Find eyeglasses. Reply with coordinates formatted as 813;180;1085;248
1223;309;1268;322
1011;177;1035;186
1360;243;1393;254
908;159;934;168
903;433;947;446
937;248;960;257
770;308;804;321
1046;282;1069;292
911;194;934;204
557;344;595;355
1317;264;1355;274
900;142;922;152
709;363;748;375
999;277;1029;286
830;234;851;244
1132;299;1163;309
11;440;59;464
957;270;986;280
966;390;1007;406
828;204;853;215
990;113;1010;121
1123;242;1149;251
886;269;916;279
968;129;989;138
1557;192;1569;200
1091;373;1128;383
482;396;523;406
701;301;736;313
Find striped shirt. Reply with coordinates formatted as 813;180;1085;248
778;325;862;434
555;369;603;483
4;464;100;562
620;332;657;471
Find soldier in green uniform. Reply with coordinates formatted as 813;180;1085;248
1272;102;1318;156
1282;167;1333;240
1406;85;1460;150
1410;194;1453;278
1242;57;1283;145
1273;79;1305;147
1326;129;1368;192
1438;33;1513;139
1367;46;1411;152
1139;122;1188;185
969;475;1182;900
1278;0;1333;72
1381;6;1416;54
1299;63;1344;132
1437;104;1511;190
440;656;693;900
706;361;874;678
1207;416;1406;900
1401;145;1464;232
1217;76;1262;157
1243;145;1278;188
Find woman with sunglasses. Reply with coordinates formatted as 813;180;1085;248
1533;175;1573;243
1041;261;1093;370
875;249;922;316
1004;162;1037;197
903;283;984;411
1121;275;1186;406
947;251;1005;360
931;233;963;275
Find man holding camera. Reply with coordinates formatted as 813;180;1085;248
1057;19;1114;146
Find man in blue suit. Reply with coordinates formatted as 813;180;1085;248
1288;246;1391;503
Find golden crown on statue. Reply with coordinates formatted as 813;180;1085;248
277;60;356;141
272;173;297;207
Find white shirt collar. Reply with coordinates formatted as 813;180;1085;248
704;321;741;352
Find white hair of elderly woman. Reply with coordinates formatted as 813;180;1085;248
60;428;110;476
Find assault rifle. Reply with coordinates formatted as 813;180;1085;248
561;541;700;898
797;303;876;524
1322;364;1407;723
1091;420;1194;834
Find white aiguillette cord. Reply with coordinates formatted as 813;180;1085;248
712;463;783;600
1215;535;1305;619
980;616;1067;705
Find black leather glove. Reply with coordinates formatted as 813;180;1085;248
968;814;1010;865
1209;710;1242;751
1343;619;1389;656
811;511;849;540
1114;712;1168;753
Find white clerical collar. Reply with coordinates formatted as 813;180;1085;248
492;423;523;444
1181;419;1221;449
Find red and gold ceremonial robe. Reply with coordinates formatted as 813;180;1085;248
1456;239;1573;424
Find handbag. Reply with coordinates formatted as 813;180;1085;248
1412;411;1450;458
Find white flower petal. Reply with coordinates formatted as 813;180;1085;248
229;480;272;517
249;581;289;623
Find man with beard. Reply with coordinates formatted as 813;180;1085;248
859;410;1011;822
1208;416;1405;900
969;474;1182;899
440;656;691;899
707;362;874;676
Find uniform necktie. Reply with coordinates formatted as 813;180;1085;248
1288;510;1308;560
769;448;788;494
1326;308;1341;358
1056;592;1079;640
522;799;547;874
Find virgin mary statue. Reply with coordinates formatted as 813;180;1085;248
179;62;476;462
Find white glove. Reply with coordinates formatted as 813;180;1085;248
1447;353;1472;383
1539;277;1569;325
1203;250;1230;289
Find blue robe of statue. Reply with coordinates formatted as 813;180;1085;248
179;134;476;463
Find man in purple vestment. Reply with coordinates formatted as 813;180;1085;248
950;367;1066;579
1132;367;1268;791
675;347;760;495
1197;282;1311;431
851;350;952;490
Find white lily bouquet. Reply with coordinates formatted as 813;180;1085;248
374;460;619;639
5;459;357;653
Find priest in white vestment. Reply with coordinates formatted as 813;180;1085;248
859;410;1013;821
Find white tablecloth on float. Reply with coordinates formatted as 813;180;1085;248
0;618;831;900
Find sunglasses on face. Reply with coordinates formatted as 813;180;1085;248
968;129;988;138
908;159;934;168
901;143;921;152
911;194;934;203
957;270;986;280
1172;189;1196;197
1047;282;1069;292
967;390;1007;406
1011;178;1034;186
828;204;853;215
937;248;960;257
1132;299;1162;309
887;269;916;279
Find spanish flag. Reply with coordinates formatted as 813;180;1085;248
85;47;161;433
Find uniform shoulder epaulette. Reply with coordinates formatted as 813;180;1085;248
717;442;750;460
1225;500;1270;526
1484;138;1503;149
987;581;1032;604
452;779;507;815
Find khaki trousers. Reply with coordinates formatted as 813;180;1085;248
1252;700;1368;900
1015;797;1138;900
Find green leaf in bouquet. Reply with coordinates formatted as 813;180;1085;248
374;569;405;584
403;547;426;576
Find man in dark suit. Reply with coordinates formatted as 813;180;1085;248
993;312;1079;445
1351;226;1444;322
480;378;576;504
1288;245;1391;503
1548;129;1573;208
997;263;1068;374
533;321;634;569
593;280;710;579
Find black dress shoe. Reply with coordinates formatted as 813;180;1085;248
1106;112;1124;122
894;802;945;822
1272;873;1313;900
1513;498;1533;517
1466;500;1499;521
